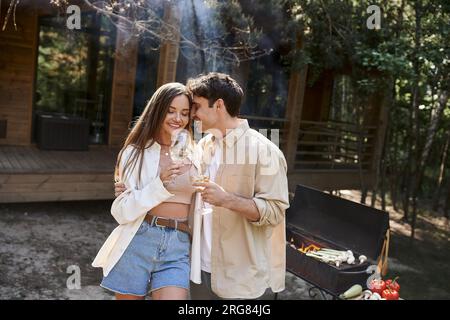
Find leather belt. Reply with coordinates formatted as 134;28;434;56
145;214;191;235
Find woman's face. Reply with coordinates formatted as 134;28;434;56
161;94;190;138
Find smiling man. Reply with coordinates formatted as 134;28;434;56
186;72;289;300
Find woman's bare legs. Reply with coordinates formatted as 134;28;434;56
115;293;145;300
151;287;188;300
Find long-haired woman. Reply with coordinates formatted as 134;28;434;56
92;82;199;300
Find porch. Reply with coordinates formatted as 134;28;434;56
0;135;376;203
0;146;118;203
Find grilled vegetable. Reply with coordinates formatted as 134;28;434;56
339;284;363;299
358;255;367;264
382;288;399;300
369;292;382;300
369;279;386;295
362;290;373;300
385;277;400;292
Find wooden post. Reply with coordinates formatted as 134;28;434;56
283;34;308;173
0;4;38;146
108;27;138;146
28;5;39;145
156;2;181;87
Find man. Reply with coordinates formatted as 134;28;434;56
115;73;289;299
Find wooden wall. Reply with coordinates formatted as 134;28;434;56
0;173;114;203
0;5;37;146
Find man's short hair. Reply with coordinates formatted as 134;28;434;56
186;72;244;117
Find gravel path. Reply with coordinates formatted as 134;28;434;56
0;201;318;300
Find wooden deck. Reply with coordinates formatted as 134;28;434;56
0;146;119;203
0;144;375;203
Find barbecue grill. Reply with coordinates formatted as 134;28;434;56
285;185;390;299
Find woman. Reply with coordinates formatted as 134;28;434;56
92;82;200;300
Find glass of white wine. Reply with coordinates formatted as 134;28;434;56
170;129;191;164
191;168;210;187
166;129;192;185
191;164;210;210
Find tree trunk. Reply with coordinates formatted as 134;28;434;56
402;78;420;221
432;129;450;211
381;157;387;211
389;108;399;211
371;188;377;207
380;80;395;212
404;0;423;224
410;89;449;239
360;187;368;204
444;186;450;219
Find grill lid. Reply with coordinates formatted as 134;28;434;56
287;184;390;261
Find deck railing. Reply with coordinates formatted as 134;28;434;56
295;120;376;171
240;115;288;150
240;115;377;172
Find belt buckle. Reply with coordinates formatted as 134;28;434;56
154;217;165;228
154;217;178;230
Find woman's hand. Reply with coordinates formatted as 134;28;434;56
114;182;126;197
160;163;182;186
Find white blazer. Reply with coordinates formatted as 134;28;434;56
91;142;203;279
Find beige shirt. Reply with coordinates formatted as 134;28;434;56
190;119;290;299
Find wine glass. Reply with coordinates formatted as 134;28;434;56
169;129;191;165
167;130;192;185
190;163;211;211
191;164;210;186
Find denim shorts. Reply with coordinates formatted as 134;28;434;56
100;217;191;296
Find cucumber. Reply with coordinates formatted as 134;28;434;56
339;284;363;299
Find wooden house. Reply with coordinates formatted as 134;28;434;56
0;1;387;203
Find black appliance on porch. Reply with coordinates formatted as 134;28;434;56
286;185;390;299
35;112;90;151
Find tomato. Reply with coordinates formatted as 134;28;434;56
382;288;399;300
386;277;400;292
369;279;386;295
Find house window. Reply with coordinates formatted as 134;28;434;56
34;12;116;144
132;39;160;120
132;3;164;121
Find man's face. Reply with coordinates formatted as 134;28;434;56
191;95;218;133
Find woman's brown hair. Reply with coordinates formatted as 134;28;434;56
115;82;192;185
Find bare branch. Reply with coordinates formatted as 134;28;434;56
79;0;269;67
1;0;17;31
